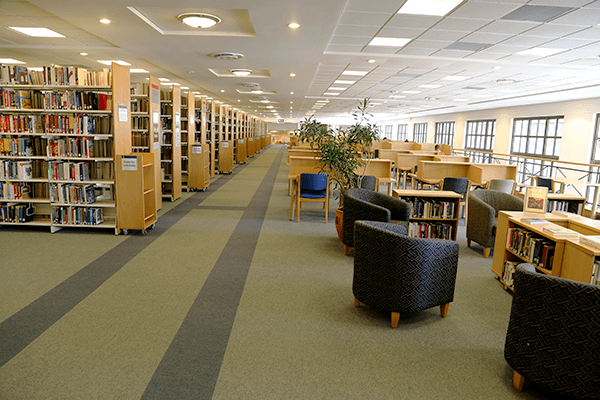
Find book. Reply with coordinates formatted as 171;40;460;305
542;226;579;237
579;235;600;249
521;218;548;224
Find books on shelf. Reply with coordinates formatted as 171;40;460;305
402;197;456;219
408;221;454;240
542;226;579;237
506;227;555;270
502;260;519;288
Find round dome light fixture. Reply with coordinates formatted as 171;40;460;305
179;13;221;28
231;69;253;77
250;89;264;94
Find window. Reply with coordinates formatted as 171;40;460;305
384;125;392;138
510;116;563;183
397;124;408;141
413;123;427;143
465;120;495;163
434;122;454;146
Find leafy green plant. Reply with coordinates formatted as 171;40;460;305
298;99;379;206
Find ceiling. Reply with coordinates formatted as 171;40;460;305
2;0;600;123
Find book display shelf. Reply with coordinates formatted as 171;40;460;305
492;211;600;290
191;96;210;191
219;105;233;174
0;62;132;233
116;152;156;235
160;86;181;201
392;189;461;241
180;91;193;191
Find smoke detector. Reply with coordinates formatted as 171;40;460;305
209;52;244;60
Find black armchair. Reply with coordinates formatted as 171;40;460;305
466;189;523;258
342;188;410;255
504;264;600;398
353;221;459;328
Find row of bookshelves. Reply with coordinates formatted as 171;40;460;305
0;114;111;135
506;227;556;271
0;64;111;87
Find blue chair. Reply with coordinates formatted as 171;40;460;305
295;173;329;223
536;176;554;193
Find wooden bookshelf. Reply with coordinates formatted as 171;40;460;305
188;95;209;191
116;152;156;234
0;62;131;233
492;211;600;290
160;86;181;201
392;189;461;241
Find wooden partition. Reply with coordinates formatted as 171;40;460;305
434;155;471;162
287;149;319;164
417;161;517;186
358;159;395;194
395;154;437;170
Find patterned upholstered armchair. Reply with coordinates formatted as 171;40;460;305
466;189;523;258
342;188;410;255
352;221;459;328
505;264;600;398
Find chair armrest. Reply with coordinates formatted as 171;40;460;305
374;193;411;221
466;193;496;247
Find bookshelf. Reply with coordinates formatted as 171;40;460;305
160;86;181;201
492;211;600;290
180;90;194;191
0;62;132;233
115;152;156;234
392;189;461;241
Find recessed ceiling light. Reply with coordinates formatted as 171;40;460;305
231;69;253;77
0;58;25;64
367;59;376;63
516;47;566;57
97;60;131;66
369;37;411;47
99;19;111;24
403;90;422;94
251;89;264;94
455;99;469;102
334;80;356;85
398;0;464;16
327;87;346;91
80;52;88;56
389;95;406;98
221;90;225;92
181;86;189;89
9;27;65;38
178;13;221;28
324;92;340;96
419;84;442;88
497;79;516;84
288;23;300;29
130;68;149;73
342;70;368;76
158;78;170;81
442;75;469;81
238;100;241;102
493;66;502;70
290;92;294;94
261;99;270;103
289;73;296;77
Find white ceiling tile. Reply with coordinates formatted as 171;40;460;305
385;14;442;29
461;31;514;43
339;11;391;27
344;0;402;14
377;27;428;38
330;35;371;46
545;37;599;49
450;1;523;19
500;35;552;47
334;24;380;37
407;39;454;49
524;23;587;37
484;43;529;54
531;0;592;6
326;44;365;52
550;8;600;26
564;26;600;40
476;20;539;35
432;17;491;32
418;29;469;41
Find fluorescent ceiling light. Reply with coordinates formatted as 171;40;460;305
516;47;567;57
327;87;346;91
99;19;111;24
403;90;422;94
442;75;469;81
324;93;340;96
455;99;469;102
0;58;25;64
181;86;189;89
342;70;368;76
334;80;356;85
251;89;264;94
130;68;149;73
97;60;131;66
9;27;65;38
369;37;411;47
316;100;329;103
389;95;406;98
419;84;442;88
178;13;221;28
231;69;253;77
398;0;463;16
288;23;300;29
158;78;170;81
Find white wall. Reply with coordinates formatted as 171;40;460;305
379;97;600;164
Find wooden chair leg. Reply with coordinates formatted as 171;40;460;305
344;244;349;256
440;303;450;318
391;312;400;328
513;371;525;392
467;239;471;247
484;247;491;258
354;297;360;307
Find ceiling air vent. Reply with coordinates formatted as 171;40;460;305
209;52;244;60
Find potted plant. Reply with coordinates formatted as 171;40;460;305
298;99;380;239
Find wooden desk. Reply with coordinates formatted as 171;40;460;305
359;159;394;195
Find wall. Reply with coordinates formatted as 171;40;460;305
380;97;600;164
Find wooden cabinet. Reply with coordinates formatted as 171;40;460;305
116;153;156;234
492;211;600;290
236;138;247;164
392;189;461;241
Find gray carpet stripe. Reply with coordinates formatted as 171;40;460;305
0;155;257;368
141;146;285;400
197;206;247;211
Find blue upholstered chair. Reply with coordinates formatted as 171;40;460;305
442;177;471;221
536;176;555;193
352;220;459;328
466;189;523;258
342;188;410;255
505;264;600;398
295;173;329;223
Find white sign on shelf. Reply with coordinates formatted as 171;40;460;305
118;105;128;122
121;155;138;171
222;141;229;148
192;145;202;154
153;110;159;124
